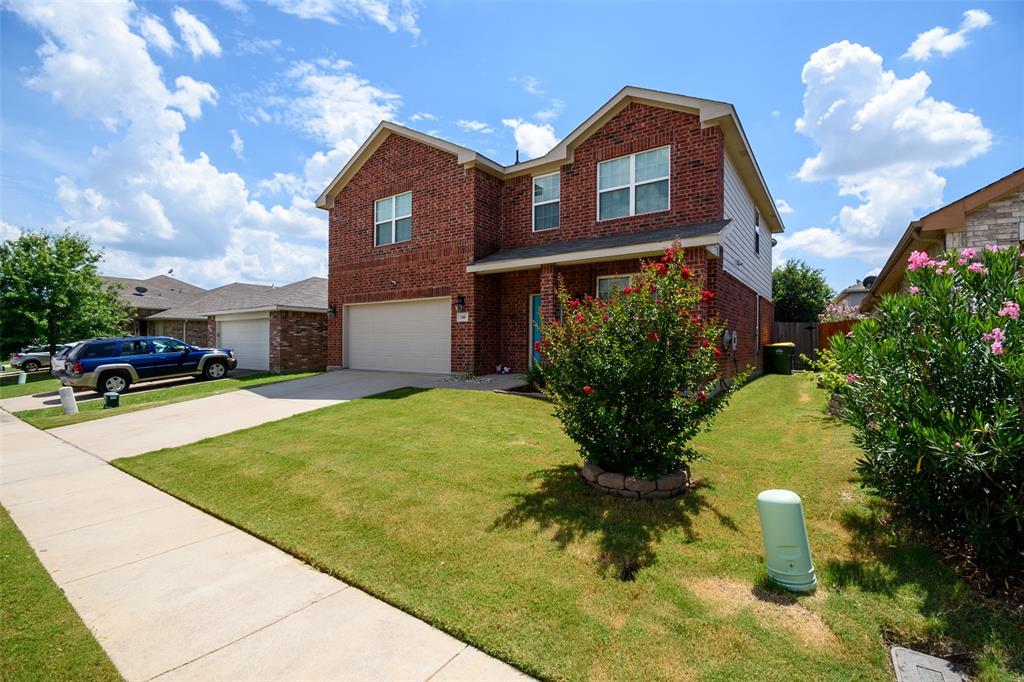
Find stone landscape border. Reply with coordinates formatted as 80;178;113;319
580;460;689;499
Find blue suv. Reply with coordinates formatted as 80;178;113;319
60;336;237;395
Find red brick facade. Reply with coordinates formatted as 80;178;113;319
327;102;772;376
270;311;328;373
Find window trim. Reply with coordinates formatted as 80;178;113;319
595;273;639;300
531;171;560;232
373;192;412;247
596;145;671;222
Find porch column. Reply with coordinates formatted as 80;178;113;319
540;263;557;322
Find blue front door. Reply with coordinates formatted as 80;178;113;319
530;294;542;366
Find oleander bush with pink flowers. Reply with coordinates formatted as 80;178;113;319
537;244;740;480
830;244;1024;577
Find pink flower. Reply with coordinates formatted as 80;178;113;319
907;251;933;271
846;373;859;385
997;301;1020;320
867;421;878;430
983;327;1006;355
909;286;920;294
961;247;976;259
986;244;1000;253
968;262;988;274
992;341;1004;355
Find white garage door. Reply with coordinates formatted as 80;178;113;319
346;298;451;374
217;317;270;371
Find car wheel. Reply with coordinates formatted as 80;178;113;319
203;360;228;380
22;360;40;372
98;371;131;395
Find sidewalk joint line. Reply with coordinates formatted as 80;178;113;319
424;644;471;682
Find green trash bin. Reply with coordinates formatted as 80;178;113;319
765;342;795;375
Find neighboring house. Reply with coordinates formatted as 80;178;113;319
862;168;1024;312
150;277;328;372
102;275;207;337
318;86;784;376
832;277;874;309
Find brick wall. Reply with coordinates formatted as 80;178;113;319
500;102;724;250
269;311;327;373
709;249;772;378
206;316;216;347
962;188;1024;249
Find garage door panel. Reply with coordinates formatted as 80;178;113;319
346;298;450;374
218;318;270;371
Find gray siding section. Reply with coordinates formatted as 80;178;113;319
721;152;772;299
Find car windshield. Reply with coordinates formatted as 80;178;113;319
152;338;189;353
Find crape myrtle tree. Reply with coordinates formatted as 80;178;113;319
537;244;741;480
0;231;134;355
830;244;1024;578
772;259;833;322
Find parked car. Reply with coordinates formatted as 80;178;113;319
59;336;237;395
10;345;64;372
50;341;85;376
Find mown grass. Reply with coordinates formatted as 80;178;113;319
0;506;122;681
0;372;59;399
114;375;1023;681
17;372;318;429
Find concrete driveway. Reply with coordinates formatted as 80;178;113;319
50;370;526;460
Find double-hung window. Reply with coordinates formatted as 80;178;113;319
374;192;412;246
597;146;669;220
596;274;635;301
532;172;560;231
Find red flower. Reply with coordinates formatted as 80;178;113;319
573;313;584;323
652;262;668;276
622;286;634;295
567;299;580;308
701;339;711;348
713;347;722;357
697;391;707;401
647;332;660;342
701;290;715;301
691;315;701;325
680;267;691;279
583;385;593;395
534;341;543;352
663;245;680;262
597;299;607;308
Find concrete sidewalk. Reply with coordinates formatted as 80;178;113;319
51;370;525;461
0;412;528;681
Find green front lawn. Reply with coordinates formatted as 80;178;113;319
0;372;60;399
17;372;319;429
1;507;121;681
114;376;1023;681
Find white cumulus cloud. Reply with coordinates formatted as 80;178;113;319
409;111;436;122
172;6;222;59
502;118;557;160
456;119;492;133
230;129;245;159
774;198;794;215
780;39;992;268
138;14;176;54
904;9;991;61
265;0;421;37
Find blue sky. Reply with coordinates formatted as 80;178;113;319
2;0;1021;292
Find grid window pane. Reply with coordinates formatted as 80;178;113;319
635;147;669;182
534;202;559;231
635;179;669;215
375;222;392;246
375;198;392;222
597;276;632;301
533;174;560;204
395;216;412;242
394;192;412;217
598;157;630;190
599;187;630;220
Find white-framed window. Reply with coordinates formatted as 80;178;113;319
596;274;637;301
374;192;412;246
532;172;560;231
597;146;670;221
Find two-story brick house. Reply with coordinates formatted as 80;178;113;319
318;87;785;376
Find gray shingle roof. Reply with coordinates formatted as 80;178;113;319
148;277;327;320
469;220;730;265
102;275;207;311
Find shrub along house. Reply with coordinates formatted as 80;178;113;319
318;87;784;376
148;277;328;372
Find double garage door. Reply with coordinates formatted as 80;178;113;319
345;298;450;374
217;316;270;371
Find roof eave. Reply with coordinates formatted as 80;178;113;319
205;305;328;316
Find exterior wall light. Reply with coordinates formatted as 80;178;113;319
327;303;337;318
455;295;466;313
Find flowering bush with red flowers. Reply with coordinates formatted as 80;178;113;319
537;243;738;479
830;244;1024;579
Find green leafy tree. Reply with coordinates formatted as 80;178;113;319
831;245;1023;579
538;244;741;479
0;231;134;355
772;260;833;322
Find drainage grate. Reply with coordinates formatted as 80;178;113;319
891;647;963;682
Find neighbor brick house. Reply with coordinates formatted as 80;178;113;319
318;87;785;376
861;167;1024;311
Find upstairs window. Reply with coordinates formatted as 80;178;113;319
532;172;560;231
598;146;670;220
374;192;412;246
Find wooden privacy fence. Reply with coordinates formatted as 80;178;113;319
819;320;859;350
772;321;819;369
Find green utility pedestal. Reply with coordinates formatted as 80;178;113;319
757;489;817;592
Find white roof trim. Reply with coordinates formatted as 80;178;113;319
466;232;720;274
206;305;327;316
316;86;784;234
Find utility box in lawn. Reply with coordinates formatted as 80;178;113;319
756;489;817;592
765;342;795;375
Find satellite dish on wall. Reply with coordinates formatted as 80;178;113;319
134;286;148;294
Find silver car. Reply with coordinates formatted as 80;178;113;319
10;346;53;372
